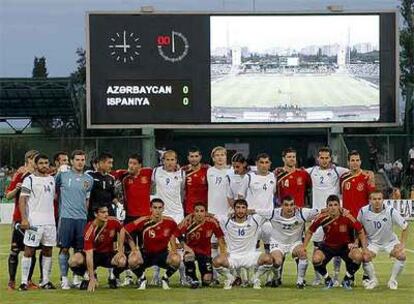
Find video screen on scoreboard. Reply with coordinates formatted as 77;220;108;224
210;15;380;123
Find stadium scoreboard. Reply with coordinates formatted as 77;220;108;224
87;12;398;129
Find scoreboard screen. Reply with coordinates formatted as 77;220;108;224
87;12;397;128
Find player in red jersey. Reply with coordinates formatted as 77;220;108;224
112;153;152;286
175;202;227;288
68;206;129;292
183;147;209;215
303;194;368;289
6;150;39;290
275;147;312;208
341;150;375;218
118;198;181;290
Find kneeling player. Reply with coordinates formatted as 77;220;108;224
251;195;321;288
303;194;367;289
358;190;409;290
213;199;273;290
176;202;227;288
118;198;181;290
69;206;127;292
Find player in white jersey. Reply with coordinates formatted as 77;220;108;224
213;199;273;289
18;154;56;291
152;150;185;224
207;146;230;216
306;146;348;285
226;153;249;206
238;153;276;210
151;150;185;285
358;191;409;290
226;153;251;286
251;195;321;288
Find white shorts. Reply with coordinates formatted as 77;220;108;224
311;227;324;243
368;240;400;255
24;225;57;247
228;251;262;269
269;240;302;256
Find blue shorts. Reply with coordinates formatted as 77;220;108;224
57;218;87;250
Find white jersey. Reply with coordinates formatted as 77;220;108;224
226;169;246;200
357;205;408;246
256;208;319;244
152;166;184;220
216;214;266;255
207;166;230;215
306;165;348;209
238;172;276;210
20;174;56;226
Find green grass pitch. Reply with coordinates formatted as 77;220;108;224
0;224;412;304
211;74;379;108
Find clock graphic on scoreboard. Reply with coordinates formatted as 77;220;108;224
108;30;141;63
157;31;189;62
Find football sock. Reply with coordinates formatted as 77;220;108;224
28;255;36;281
41;256;52;285
21;256;32;285
59;252;69;278
362;262;376;280
390;259;405;281
8;251;19;281
333;256;341;276
214;266;233;280
184;260;198;281
253;264;272;281
297;259;308;284
165;265;178;278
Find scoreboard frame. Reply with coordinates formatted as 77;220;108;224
86;10;400;129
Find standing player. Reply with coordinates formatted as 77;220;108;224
213;199;273;289
251;195;321;288
6;150;39;290
117;153;152;285
306;146;349;285
275;147;311;208
238;153;276;210
303;195;367;289
183;147;209;215
176;202;227;288
118;198;181;290
18;154;56;291
151;150;185;283
358;191;409;290
206;146;230;279
55;150;93;289
69;206;127;292
227;153;249;207
51;151;69;174
341;150;375;218
87;152;118;220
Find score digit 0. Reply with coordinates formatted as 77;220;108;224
182;85;190;106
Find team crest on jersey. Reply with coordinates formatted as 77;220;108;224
174;176;178;180
109;229;116;238
383;218;388;222
83;180;90;189
327;172;332;176
297;177;303;185
357;183;364;191
339;225;347;232
270;180;274;184
140;176;148;184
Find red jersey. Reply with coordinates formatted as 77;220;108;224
275;167;311;207
7;171;30;222
124;216;177;254
184;165;209;214
84;217;122;253
341;171;375;218
175;215;224;256
309;213;363;249
121;168;152;217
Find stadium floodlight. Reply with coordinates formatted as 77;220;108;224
140;5;154;13
326;5;344;12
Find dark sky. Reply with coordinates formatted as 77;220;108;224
0;0;397;77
